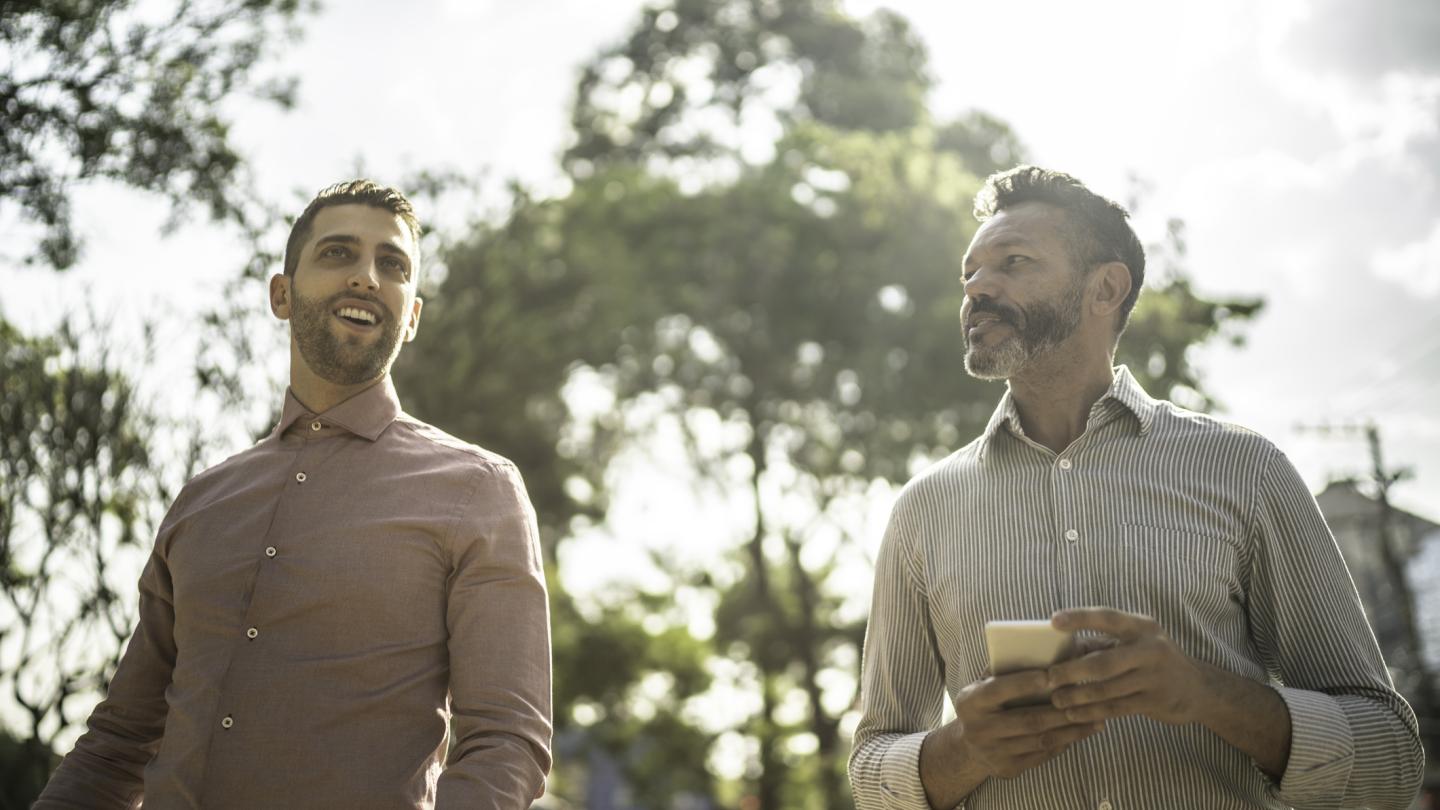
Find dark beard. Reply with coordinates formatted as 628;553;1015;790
964;276;1086;379
289;289;402;386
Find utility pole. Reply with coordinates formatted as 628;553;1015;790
1300;420;1435;744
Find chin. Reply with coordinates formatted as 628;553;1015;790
964;342;1027;381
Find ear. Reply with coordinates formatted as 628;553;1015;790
269;273;292;320
1089;261;1132;321
404;296;424;343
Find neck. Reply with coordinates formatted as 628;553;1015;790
288;344;386;414
290;377;382;415
1006;342;1116;455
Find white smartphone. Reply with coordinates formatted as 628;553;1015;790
984;620;1076;707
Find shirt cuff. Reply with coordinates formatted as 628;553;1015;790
877;730;943;810
1270;686;1354;806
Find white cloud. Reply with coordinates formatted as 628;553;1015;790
1372;220;1440;298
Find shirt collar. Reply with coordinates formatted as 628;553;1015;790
1106;365;1159;435
979;365;1158;457
271;377;402;442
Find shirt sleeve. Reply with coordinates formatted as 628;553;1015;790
436;461;553;809
1245;448;1424;810
848;489;953;810
35;503;184;809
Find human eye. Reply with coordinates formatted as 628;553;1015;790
1004;254;1029;266
379;255;410;278
320;244;350;260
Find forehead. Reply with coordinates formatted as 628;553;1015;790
965;201;1072;261
307;204;417;257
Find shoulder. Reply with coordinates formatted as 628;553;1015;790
1145;398;1282;461
388;413;520;475
892;437;985;515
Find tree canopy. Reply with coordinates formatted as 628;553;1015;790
3;1;1268;807
396;2;1264;806
0;0;307;269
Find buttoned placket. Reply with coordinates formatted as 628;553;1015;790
1063;408;1136;810
1045;423;1106;808
210;415;329;757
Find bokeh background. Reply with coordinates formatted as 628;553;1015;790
3;0;1439;807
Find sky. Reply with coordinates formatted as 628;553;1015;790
7;0;1440;520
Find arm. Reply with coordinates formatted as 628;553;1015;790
35;540;179;808
1048;448;1424;809
848;496;1097;810
920;673;1102;808
1045;609;1292;778
1245;449;1423;808
848;495;951;809
436;462;552;810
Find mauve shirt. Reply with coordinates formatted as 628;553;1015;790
37;378;552;809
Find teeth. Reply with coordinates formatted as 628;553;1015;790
336;307;376;324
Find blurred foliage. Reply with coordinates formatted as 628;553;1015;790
1120;217;1265;412
0;313;171;808
398;2;1264;807
565;0;930;177
0;0;310;269
1;0;1267;806
0;725;54;810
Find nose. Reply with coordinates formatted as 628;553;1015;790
963;263;999;302
347;258;380;292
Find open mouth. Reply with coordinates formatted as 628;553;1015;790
334;305;379;328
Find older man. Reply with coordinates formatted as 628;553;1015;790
848;165;1423;809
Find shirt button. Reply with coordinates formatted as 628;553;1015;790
1098;801;1113;810
295;472;307;483
246;627;259;639
265;546;277;558
1065;529;1079;542
310;420;322;431
221;715;234;729
1058;458;1073;470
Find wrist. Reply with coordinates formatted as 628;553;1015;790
920;720;989;808
1187;660;1225;728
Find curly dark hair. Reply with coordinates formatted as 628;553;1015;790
283;180;421;277
973;165;1145;331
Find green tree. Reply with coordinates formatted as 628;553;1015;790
1119;216;1265;409
0;1;316;793
0;314;175;808
564;0;930;177
397;2;1266;808
0;0;309;269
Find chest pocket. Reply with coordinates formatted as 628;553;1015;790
1080;524;1244;624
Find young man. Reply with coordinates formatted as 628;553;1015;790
848;166;1423;809
37;181;552;809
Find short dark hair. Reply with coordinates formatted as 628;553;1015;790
283;180;421;277
973;165;1145;331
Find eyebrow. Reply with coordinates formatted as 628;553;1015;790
313;234;412;261
962;236;1039;269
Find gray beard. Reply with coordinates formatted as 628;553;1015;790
964;278;1085;380
290;290;403;386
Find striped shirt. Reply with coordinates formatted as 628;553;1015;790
849;366;1424;810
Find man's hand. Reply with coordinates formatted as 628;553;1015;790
1045;608;1210;726
1044;607;1293;778
920;670;1103;807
